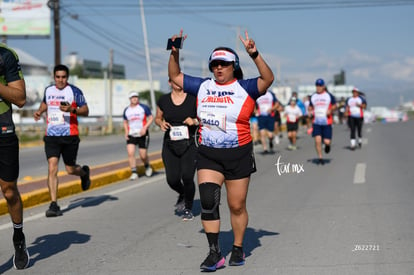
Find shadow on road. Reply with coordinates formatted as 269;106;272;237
62;195;119;215
0;230;90;272
307;158;332;165
221;227;279;257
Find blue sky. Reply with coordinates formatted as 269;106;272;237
8;0;414;108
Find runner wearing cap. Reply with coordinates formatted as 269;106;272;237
284;97;302;150
168;29;274;271
308;78;337;165
123;91;154;180
345;87;367;150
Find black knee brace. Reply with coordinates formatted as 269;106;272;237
199;182;221;221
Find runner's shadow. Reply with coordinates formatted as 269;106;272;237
192;199;201;217
221;227;279;258
199;227;279;258
0;231;90;272
0;257;13;273
62;195;118;214
343;145;360;151
139;170;161;178
307;158;332;165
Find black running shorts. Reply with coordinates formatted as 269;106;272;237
126;133;150;149
0;135;19;182
44;136;80;166
286;122;299;132
197;143;256;180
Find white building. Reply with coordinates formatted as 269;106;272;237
297;84;356;101
14;48;50;76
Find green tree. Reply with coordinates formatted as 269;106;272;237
70;64;84;78
139;90;167;104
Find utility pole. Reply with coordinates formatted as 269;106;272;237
48;0;61;65
108;49;114;134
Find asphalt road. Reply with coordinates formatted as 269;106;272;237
1;120;413;274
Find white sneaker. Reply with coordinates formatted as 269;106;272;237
274;136;280;145
129;173;138;181
145;166;153;177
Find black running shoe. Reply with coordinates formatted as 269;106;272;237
200;250;225;271
324;144;331;154
13;237;29;269
45;202;62;217
182;209;194;221
319;158;325;165
229;246;245;266
81;165;91;191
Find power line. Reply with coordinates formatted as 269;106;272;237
63;0;414;13
59;6;167;69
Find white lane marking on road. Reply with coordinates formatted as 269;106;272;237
0;175;164;231
354;163;366;184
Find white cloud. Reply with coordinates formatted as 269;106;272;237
345;49;381;65
379;58;414;83
350;67;372;80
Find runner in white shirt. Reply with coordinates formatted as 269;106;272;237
345;87;367;150
284;97;303;150
168;29;274;271
123;91;154;180
308;78;337;165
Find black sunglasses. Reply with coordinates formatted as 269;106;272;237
210;60;233;68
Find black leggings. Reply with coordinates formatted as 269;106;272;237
162;139;197;210
349;117;363;139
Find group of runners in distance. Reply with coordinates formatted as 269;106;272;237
253;78;367;165
1;28;367;272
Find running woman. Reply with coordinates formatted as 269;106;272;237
34;64;91;217
168;29;274;271
345;87;367;150
155;79;198;221
308;78;337;165
123;91;154;180
0;43;30;269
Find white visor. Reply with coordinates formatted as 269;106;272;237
129;91;139;98
209;50;236;63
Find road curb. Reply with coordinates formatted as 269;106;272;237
0;158;165;216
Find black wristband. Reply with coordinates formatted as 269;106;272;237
249;51;259;59
72;108;77;114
